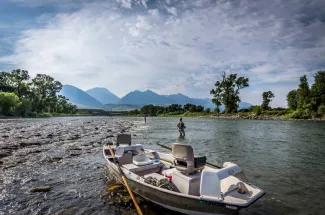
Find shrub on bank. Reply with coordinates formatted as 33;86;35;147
253;105;262;115
39;113;52;117
287;109;311;119
318;105;325;115
262;109;289;116
237;112;251;117
27;112;37;117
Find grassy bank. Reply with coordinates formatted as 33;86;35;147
129;110;325;121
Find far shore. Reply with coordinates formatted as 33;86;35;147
204;114;325;121
129;113;325;121
1;113;325;122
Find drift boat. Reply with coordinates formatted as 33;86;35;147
103;134;265;215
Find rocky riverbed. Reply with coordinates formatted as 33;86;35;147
0;117;175;215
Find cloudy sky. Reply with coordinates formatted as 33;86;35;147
0;0;325;107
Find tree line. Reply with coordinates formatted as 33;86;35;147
210;72;276;114
0;69;77;117
286;71;325;118
210;70;325;118
129;103;210;116
130;70;325;119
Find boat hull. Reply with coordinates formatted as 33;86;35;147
105;162;238;215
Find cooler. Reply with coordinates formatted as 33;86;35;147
172;170;201;196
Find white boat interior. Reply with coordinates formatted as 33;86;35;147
103;134;264;207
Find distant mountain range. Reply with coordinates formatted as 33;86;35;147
59;85;253;111
59;85;103;108
119;90;178;105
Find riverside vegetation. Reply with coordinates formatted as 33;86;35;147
0;69;77;117
129;71;325;120
2;69;325;120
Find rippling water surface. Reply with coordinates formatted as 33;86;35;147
1;117;325;215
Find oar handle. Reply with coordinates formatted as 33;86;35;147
108;146;143;215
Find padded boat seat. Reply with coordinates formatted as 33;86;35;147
172;143;206;175
116;134;131;146
133;153;153;166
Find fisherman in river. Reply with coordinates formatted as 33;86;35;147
144;115;147;123
177;118;186;136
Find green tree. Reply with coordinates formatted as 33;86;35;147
189;105;197;112
253;105;262;116
166;104;182;113
261;91;275;110
184;103;197;112
184;103;192;112
210;89;222;113
310;71;325;110
286;89;298;110
196;105;204;112
16;98;32;116
210;72;249;113
214;106;220;113
10;69;30;99
0;72;15;92
0;92;21;115
31;74;62;113
297;75;310;110
206;108;211;113
318;105;325;115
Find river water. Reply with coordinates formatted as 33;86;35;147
1;117;325;215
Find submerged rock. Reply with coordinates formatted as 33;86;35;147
30;186;52;193
47;134;54;138
108;184;122;192
69;153;81;157
20;142;41;147
0;151;12;158
47;157;63;163
69;147;82;151
30;150;43;154
53;207;79;215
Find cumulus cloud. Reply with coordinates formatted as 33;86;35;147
1;0;325;107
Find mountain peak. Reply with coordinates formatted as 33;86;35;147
86;87;120;104
144;89;157;94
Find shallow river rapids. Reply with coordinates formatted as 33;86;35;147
1;116;325;215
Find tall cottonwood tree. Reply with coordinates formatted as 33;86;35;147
261;91;275;110
210;72;249;113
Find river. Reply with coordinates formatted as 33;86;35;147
1;117;324;215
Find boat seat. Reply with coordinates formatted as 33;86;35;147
133;153;153;166
116;133;131;146
172;143;206;175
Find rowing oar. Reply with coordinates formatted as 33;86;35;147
108;145;143;215
156;143;222;169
